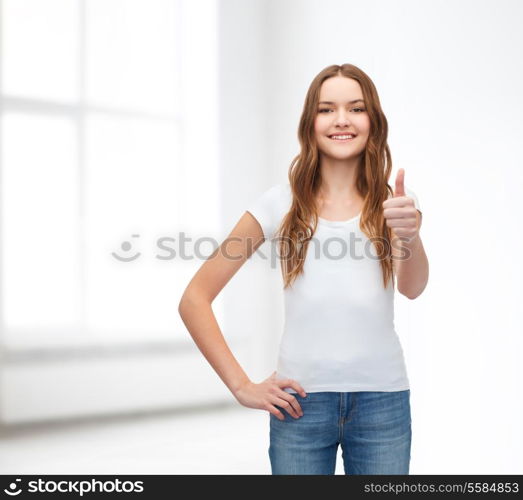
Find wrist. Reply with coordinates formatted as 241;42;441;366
232;377;252;398
399;232;421;249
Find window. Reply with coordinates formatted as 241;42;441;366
0;0;221;349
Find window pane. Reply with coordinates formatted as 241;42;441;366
178;0;219;233
1;113;80;334
85;113;196;340
85;0;179;114
1;0;79;102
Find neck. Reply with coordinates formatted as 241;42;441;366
316;155;362;201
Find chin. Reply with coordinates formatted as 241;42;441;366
322;149;364;160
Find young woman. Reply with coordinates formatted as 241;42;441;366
178;63;429;475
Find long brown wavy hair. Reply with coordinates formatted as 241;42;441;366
275;63;396;290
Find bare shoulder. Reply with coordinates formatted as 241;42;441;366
179;211;265;304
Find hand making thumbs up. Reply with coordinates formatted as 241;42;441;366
382;168;420;241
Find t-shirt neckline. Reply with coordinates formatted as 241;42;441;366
318;212;361;226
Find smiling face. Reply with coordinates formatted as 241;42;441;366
314;76;370;162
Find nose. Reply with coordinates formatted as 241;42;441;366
333;108;351;127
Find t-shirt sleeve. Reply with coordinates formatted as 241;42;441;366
386;185;421;212
246;183;284;241
405;186;421;213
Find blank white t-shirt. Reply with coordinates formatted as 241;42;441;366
246;183;421;393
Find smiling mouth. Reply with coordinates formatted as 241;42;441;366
328;134;356;142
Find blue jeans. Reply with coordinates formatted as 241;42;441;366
269;390;411;475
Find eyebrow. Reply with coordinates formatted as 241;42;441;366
318;99;365;105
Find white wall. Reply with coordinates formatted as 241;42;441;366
217;0;282;386
253;0;523;474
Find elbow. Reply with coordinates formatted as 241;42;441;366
400;283;427;300
397;270;429;301
178;293;193;319
178;294;194;335
178;291;191;318
177;299;185;317
398;286;413;299
178;288;208;318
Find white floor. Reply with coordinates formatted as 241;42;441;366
0;403;347;475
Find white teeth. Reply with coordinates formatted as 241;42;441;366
330;135;354;140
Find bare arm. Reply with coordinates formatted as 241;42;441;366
392;209;429;299
179;210;306;421
178;211;266;399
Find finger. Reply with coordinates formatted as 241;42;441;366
384;206;417;219
385;217;418;228
273;396;300;419
278;391;303;417
277;379;307;397
266;403;285;420
394;168;406;198
383;195;414;210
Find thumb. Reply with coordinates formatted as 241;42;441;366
394;168;406;197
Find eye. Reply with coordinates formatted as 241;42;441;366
317;107;366;113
